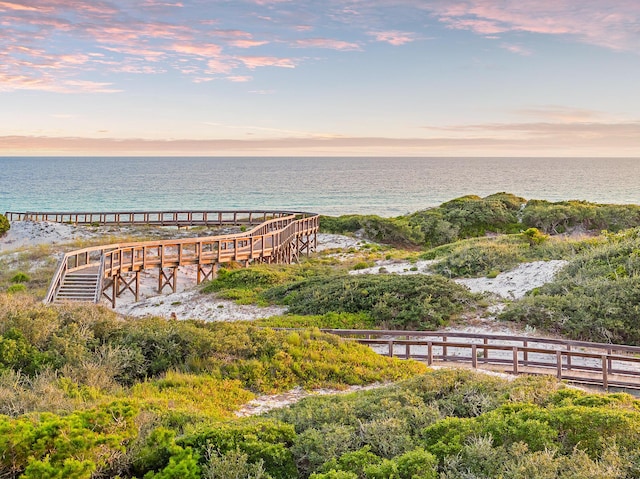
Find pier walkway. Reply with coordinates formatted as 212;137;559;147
6;209;319;307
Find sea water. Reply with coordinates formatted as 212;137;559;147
1;157;639;217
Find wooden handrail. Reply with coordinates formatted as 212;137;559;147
320;329;640;391
6;209;300;226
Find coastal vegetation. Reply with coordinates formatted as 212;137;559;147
321;193;640;247
0;214;9;236
500;227;640;344
5;193;640;477
3;294;640;478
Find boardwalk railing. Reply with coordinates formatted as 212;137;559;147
4;210;295;226
323;329;640;391
10;209;319;306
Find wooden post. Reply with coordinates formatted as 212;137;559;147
472;344;477;369
483;337;488;363
172;267;177;293
523;340;528;366
442;336;448;360
427;341;433;365
111;275;117;308
405;343;410;359
513;346;518;374
602;355;609;391
135;271;140;302
566;344;572;370
388;340;394;357
556;351;563;379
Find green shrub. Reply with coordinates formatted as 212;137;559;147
263;274;478;330
179;419;297;479
10;272;30;283
203;450;271;479
0;401;139;477
521;227;549;246
202;266;288;293
7;284;27;294
0;214;9;236
522;199;640;234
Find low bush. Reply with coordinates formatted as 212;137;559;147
0;214;9;236
262;274;479;330
10;272;30;283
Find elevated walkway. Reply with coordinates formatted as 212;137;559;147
7;209;319;307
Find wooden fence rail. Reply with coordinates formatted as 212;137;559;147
5;209;319;306
322;329;640;391
4;209;296;226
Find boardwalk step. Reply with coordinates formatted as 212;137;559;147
54;271;101;304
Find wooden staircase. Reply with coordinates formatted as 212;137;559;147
53;271;101;304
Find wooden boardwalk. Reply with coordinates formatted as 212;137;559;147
325;329;640;392
8;209;319;307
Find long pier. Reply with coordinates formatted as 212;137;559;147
7;209;319;307
325;329;640;392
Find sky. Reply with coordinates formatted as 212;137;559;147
1;0;639;157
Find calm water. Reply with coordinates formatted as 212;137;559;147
1;157;639;217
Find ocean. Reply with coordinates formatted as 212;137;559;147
1;157;639;217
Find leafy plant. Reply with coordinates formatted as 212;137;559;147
0;214;9;236
263;274;479;330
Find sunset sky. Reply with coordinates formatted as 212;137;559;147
1;0;639;156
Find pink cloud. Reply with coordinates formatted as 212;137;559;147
172;43;223;57
238;56;296;69
423;0;640;51
293;38;361;51
206;59;235;74
369;30;418;46
500;43;532;56
0;1;40;11
226;75;252;82
212;30;254;39
228;39;269;48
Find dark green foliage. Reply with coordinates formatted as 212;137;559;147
201;267;288;293
422;400;640;463
0;328;53;375
522;199;640;234
268;370;563;477
321;215;423;248
321;193;524;248
263;274;478;329
435;194;523;237
321;193;640;249
0;401;139;478
10;272;30;283
203;449;271;479
0;214;9;236
179;419;297;479
410;193;524;244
